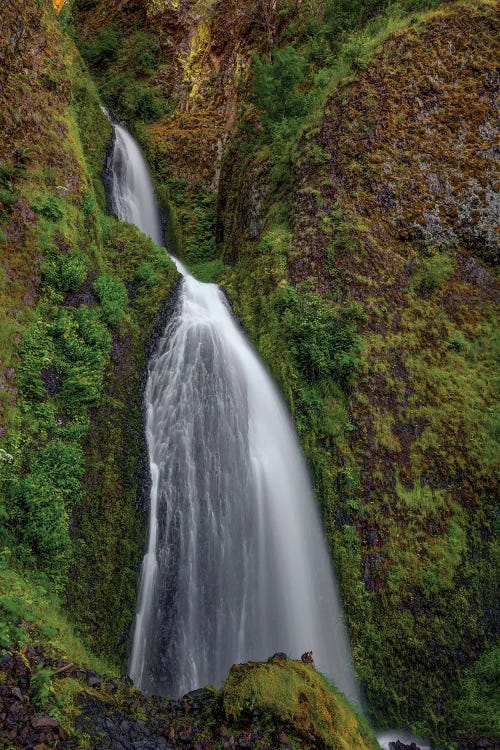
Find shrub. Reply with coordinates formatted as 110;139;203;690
13;440;84;584
83;27;120;68
250;46;307;132
0;597;28;646
100;73;166;124
18;476;70;581
136;262;158;289
276;284;362;384
94;273;128;326
416;252;455;293
42;251;89;293
182;190;218;263
33;196;64;222
133;85;166;123
30;665;54;711
131;31;160;75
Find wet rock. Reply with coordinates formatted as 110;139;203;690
106;678;119;694
32;715;60;729
458;740;500;750
389;742;421;750
7;702;25;724
269;652;288;662
301;651;314;664
377;186;397;211
0;653;14;670
40;367;62;396
278;732;293;749
11;687;24;701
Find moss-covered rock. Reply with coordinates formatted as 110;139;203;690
221;655;379;750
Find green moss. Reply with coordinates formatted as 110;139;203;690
452;645;500;738
221;656;379;750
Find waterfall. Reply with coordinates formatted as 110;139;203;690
105;115;360;703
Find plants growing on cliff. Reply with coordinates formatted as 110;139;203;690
414;250;455;294
93;273;128;327
452;645;500;737
83;27;120;67
33;196;64;222
12;440;84;585
184;191;218;263
277;284;362;385
250;45;307;134
41;250;90;294
81;25;167;125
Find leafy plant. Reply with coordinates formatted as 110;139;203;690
131;31;160;75
250;46;307;133
30;664;55;711
93;273;128;326
83;26;120;68
277;284;362;385
41;251;90;293
33;196;64;222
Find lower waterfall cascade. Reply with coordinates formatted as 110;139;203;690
103;114;430;750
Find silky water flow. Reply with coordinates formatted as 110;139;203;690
105;113;361;705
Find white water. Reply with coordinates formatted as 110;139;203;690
377;732;430;750
105;117;360;703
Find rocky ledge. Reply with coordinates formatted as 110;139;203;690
1;647;379;750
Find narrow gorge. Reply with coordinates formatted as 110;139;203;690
106;112;360;706
0;1;498;749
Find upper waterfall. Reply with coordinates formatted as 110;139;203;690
104;113;361;706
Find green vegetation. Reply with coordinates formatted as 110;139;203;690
0;563;110;674
414;249;456;294
184;190;218;262
93;272;129;326
80;24;168;125
0;0;178;669
220;656;379;750
452;645;500;738
277;284;363;385
218;0;499;744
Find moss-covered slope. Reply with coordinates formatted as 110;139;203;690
0;0;178;667
216;1;499;741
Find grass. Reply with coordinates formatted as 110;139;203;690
0;560;112;675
